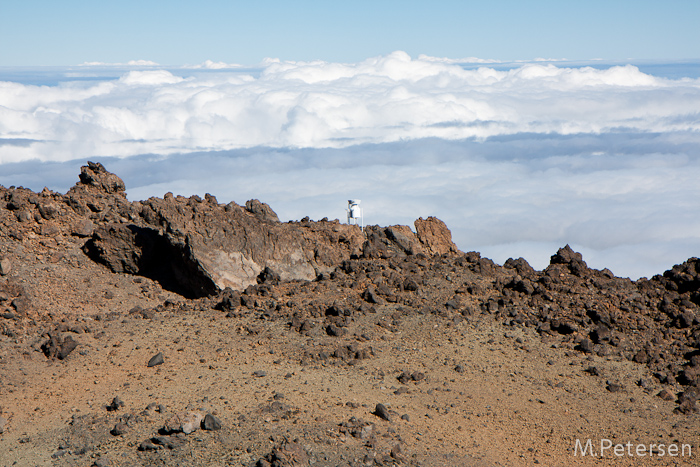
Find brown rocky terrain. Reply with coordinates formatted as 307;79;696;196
1;162;699;466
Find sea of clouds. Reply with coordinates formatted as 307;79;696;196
1;52;699;278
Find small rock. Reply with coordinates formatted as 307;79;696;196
400;414;410;421
15;211;32;223
245;199;280;223
202;413;221;431
362;287;382;304
164;411;203;434
0;258;11;276
677;388;699;405
637;378;652;389
11;296;31;315
606;381;623;393
578;338;594;353
38;203;60;220
253;370;266;377
675;399;700;414
373;403;392;422
260;441;309;467
72;218;95;238
152;435;186;449
359;424;374;440
147;352;164;367
0;416;7;433
107;396;124;412
92;457;111;467
256;266;281;284
657;388;675;401
138;439;162;451
41;334;78;360
590;325;611;343
398;371;425;383
40;222;61;237
325;323;345;337
110;423;127;436
633;350;649;364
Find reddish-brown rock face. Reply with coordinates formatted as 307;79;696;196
414;216;459;256
5;161;458;297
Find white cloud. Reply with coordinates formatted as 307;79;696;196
417;54;502;64
118;70;185;85
127;60;160;67
78;60;160;68
79;60;160;67
1;52;699;279
2;51;698;164
184;60;243;70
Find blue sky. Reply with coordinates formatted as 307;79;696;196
1;0;699;66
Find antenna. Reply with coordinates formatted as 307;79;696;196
347;199;363;230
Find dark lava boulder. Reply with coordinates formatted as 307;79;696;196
550;244;588;276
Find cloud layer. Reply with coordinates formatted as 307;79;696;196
1;51;699;162
1;53;699;279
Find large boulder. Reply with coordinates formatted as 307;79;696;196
81;167;366;295
550;244;588;276
78;161;126;194
132;195;365;293
414;216;459;256
77;162;459;296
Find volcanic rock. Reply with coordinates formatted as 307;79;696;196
414;216;459;256
92;458;111;467
84;180;366;295
164;411;203;434
107;396;125;412
78;161;126;195
41;334;78;360
63;162;468;297
0;258;10;276
110;423;127;436
147;352;164;367
245;199;280;223
138;439;161;451
373;403;392;422
384;225;426;255
202;413;221;431
152;435;186;449
258;440;309;467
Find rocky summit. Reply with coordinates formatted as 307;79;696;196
0;162;699;466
